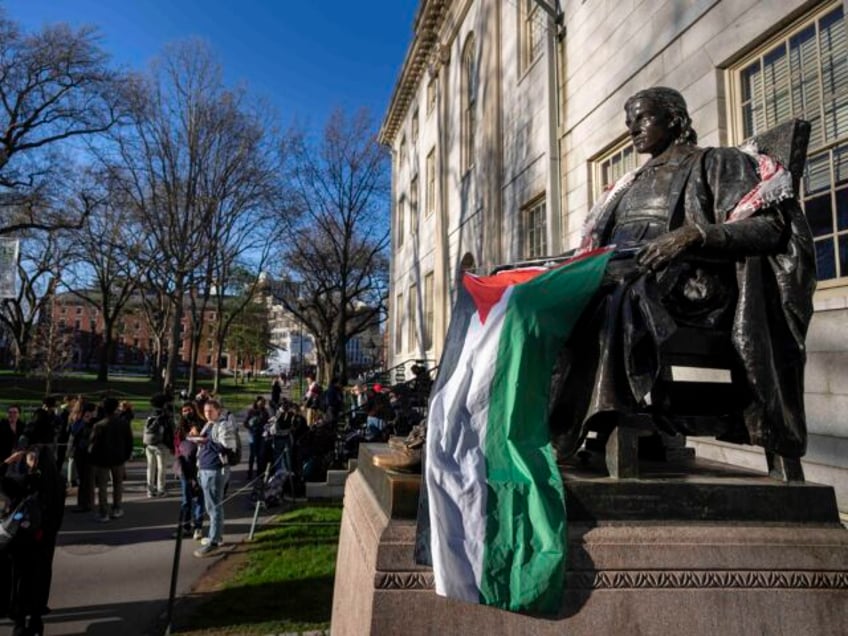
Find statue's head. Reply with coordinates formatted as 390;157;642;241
624;87;698;156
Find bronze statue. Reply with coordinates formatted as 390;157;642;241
549;87;816;467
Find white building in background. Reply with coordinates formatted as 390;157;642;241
382;0;848;508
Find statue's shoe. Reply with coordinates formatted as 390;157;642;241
387;436;408;452
372;448;422;473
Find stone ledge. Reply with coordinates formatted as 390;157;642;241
332;449;848;636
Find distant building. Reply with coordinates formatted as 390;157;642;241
50;291;240;374
257;274;382;377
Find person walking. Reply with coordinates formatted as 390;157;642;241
143;393;174;498
244;396;270;481
88;398;133;522
69;402;97;513
193;399;237;557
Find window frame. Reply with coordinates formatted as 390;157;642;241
408;284;418;353
461;33;477;173
590;135;640;205
519;0;545;76
726;0;848;288
423;271;434;351
425;147;436;217
396;195;405;247
521;194;548;259
395;292;404;352
412;107;419;142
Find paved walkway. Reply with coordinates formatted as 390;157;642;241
0;436;276;636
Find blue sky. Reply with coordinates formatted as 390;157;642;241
3;0;419;131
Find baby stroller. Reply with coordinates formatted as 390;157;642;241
250;450;299;508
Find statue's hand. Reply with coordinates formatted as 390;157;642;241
636;225;703;272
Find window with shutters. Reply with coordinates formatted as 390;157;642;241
730;2;848;284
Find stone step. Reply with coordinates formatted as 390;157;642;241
326;469;349;487
305;482;345;500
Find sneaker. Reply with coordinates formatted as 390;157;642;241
155;490;169;498
96;513;110;523
193;529;203;540
110;507;124;519
146;489;156;499
200;537;224;547
193;543;221;558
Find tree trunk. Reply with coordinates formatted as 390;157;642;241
98;319;114;382
164;293;182;390
187;334;199;396
212;339;221;395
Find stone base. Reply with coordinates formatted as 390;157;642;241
330;445;848;635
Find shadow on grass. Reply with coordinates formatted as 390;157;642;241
172;575;335;634
168;504;342;634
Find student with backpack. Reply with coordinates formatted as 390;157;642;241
143;393;174;498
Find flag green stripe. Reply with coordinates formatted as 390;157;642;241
479;251;612;612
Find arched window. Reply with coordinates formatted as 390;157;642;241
461;34;477;173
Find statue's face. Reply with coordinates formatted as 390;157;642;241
625;98;676;157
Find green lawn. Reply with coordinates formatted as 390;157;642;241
0;371;276;417
177;504;341;634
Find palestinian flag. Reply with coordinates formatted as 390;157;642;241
424;248;613;613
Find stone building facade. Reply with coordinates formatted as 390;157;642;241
382;0;848;507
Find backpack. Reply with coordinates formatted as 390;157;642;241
143;413;165;446
218;414;242;466
227;432;242;466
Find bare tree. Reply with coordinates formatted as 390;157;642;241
30;299;73;394
0;231;71;372
0;13;135;235
185;95;283;394
63;173;143;381
107;40;282;384
273;108;390;383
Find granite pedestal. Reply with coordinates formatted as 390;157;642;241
330;444;848;635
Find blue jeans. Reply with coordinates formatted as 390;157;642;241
199;468;225;544
179;475;204;531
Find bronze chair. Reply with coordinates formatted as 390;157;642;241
603;118;812;481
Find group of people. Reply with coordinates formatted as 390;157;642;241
0;370;430;633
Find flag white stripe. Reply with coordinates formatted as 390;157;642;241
427;286;514;601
